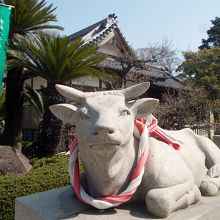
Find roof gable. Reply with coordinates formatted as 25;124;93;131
69;14;135;59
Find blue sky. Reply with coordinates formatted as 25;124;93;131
47;0;220;52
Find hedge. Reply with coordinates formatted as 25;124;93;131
0;155;70;220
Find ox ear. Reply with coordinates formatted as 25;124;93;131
49;104;77;124
122;82;150;101
129;98;159;116
55;84;84;103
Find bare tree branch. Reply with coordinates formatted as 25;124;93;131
135;38;182;73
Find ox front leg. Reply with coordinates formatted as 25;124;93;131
200;164;220;196
146;179;201;218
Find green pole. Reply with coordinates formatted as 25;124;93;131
0;3;12;92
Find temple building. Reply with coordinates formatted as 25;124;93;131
68;13;181;98
22;14;181;140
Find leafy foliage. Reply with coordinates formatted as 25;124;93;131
3;0;63;37
0;155;69;220
3;0;63;148
199;17;220;49
178;48;220;100
8;33;111;82
23;84;44;117
155;85;211;130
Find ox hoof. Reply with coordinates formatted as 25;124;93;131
146;191;172;218
200;181;219;196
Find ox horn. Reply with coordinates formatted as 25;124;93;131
122;82;150;100
55;84;85;103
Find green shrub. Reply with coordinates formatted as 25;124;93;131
0;155;70;220
21;141;35;158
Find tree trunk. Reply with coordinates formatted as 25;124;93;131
37;83;66;157
3;68;24;150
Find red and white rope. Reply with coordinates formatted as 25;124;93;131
69;115;180;209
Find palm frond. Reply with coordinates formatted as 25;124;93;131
4;0;63;36
7;33;115;84
23;84;44;117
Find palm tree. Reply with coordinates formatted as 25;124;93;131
2;0;63;149
8;33;111;156
5;0;63;36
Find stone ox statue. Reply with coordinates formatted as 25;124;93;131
50;82;220;218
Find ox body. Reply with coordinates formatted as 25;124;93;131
50;82;220;218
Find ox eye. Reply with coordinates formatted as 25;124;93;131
79;109;89;120
120;110;130;117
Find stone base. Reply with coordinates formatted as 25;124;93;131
15;185;220;220
0;145;32;175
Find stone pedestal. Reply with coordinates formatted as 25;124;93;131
15;185;220;220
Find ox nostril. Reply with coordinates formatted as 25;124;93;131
108;129;114;134
92;131;99;136
92;127;114;136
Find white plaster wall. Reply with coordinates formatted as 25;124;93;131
98;44;121;57
25;75;101;91
71;76;100;88
24;76;47;90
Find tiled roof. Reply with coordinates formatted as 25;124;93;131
97;58;168;81
69;14;134;58
153;72;182;89
69;14;117;44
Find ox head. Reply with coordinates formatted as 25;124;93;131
50;82;158;157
